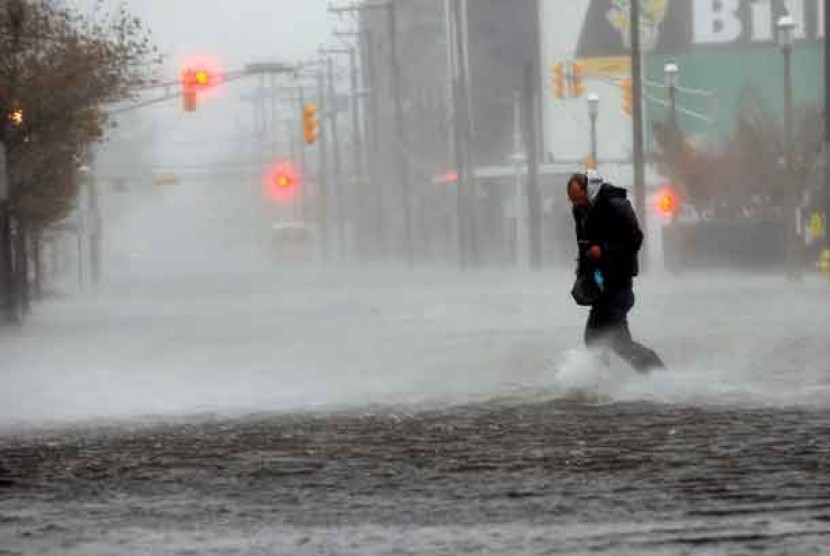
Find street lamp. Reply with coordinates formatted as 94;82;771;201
777;16;796;150
587;92;599;169
664;62;679;130
777;14;798;277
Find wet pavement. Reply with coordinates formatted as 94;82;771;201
1;400;829;555
1;267;829;554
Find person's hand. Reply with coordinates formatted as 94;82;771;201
587;245;602;261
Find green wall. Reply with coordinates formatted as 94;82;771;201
644;43;824;150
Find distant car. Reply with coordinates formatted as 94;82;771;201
271;221;316;262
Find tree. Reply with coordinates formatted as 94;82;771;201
652;87;824;217
1;0;160;226
0;0;159;314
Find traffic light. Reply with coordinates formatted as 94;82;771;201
266;162;300;203
302;102;320;146
552;63;566;99
194;69;210;87
621;79;633;115
654;187;680;218
180;67;218;112
569;62;586;98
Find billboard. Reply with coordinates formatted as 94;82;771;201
572;0;824;147
576;0;822;57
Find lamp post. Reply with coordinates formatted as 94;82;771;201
778;16;796;161
664;62;679;130
587;92;599;169
776;15;801;278
777;14;798;277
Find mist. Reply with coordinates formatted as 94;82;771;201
0;0;821;427
1;1;829;554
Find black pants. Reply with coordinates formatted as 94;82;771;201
584;285;664;373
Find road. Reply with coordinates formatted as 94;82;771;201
1;264;829;554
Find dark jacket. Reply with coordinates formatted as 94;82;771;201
573;183;643;285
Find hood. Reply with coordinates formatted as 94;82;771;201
585;170;605;205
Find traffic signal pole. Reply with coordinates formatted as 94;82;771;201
630;0;648;271
297;87;308;220
316;66;331;262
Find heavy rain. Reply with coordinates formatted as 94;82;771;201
1;1;829;554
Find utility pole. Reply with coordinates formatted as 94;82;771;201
630;0;648;270
325;55;347;262
334;30;373;258
341;24;384;259
348;46;363;256
297;87;308;220
450;0;479;267
825;0;829;250
523;63;543;271
322;45;364;259
511;90;525;267
338;23;383;259
449;0;468;266
316;65;331;262
387;3;413;263
270;73;280;157
361;25;384;259
364;28;384;259
330;1;412;263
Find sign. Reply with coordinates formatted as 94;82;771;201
567;0;825;147
818;249;830;278
575;0;823;59
807;212;826;243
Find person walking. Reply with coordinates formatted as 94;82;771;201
567;171;665;373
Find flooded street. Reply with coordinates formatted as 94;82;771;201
3;0;830;553
1;268;829;554
2;401;829;555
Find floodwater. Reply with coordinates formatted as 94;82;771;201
1;266;829;554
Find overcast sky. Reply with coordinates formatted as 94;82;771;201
65;0;339;177
71;0;332;72
67;1;605;181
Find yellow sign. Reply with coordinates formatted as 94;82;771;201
818;249;830;279
575;56;632;79
807;212;826;243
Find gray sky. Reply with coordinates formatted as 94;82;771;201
73;1;610;182
72;0;332;72
68;0;336;176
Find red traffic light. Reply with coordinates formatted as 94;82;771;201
654;187;681;217
181;67;219;91
265;162;301;203
180;56;223;111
